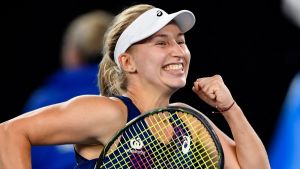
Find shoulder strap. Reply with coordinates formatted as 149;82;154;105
114;95;141;122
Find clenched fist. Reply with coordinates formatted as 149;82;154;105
192;75;235;113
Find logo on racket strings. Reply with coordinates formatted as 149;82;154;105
182;136;191;154
127;138;145;155
130;138;143;149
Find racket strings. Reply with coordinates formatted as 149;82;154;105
127;113;177;168
179;112;220;168
104;112;217;169
100;110;221;169
172;112;219;169
119;112;191;169
104;112;184;168
146;113;191;168
153;112;219;168
105;115;216;168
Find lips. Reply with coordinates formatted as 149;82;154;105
163;63;183;71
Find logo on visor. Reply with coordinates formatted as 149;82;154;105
156;10;163;17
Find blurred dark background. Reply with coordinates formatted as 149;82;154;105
1;0;300;154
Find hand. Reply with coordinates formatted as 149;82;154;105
192;75;235;112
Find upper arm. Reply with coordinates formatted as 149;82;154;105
3;95;126;146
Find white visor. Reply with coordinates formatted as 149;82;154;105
114;7;196;68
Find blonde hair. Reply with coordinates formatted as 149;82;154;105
62;10;113;65
99;4;154;96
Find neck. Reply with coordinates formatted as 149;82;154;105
125;88;171;113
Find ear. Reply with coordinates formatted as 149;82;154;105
118;53;137;73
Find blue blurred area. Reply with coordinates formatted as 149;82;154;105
23;65;99;111
269;73;300;169
23;65;99;169
268;0;300;168
31;145;76;169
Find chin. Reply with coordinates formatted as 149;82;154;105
169;80;186;89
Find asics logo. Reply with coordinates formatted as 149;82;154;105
182;136;191;154
156;10;163;17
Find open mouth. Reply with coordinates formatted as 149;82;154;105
163;63;184;71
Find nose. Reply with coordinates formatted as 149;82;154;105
170;42;185;58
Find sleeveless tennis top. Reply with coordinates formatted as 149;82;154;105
74;96;141;169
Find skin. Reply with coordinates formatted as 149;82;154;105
0;23;270;169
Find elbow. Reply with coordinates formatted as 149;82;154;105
0;122;10;154
238;153;271;169
0;121;32;168
0;122;13;144
0;120;30;145
0;123;4;143
0;122;9;143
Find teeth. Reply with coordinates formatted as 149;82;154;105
164;63;183;71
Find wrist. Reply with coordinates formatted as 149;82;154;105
218;101;235;113
213;101;235;114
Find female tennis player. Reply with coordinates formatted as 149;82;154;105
0;4;270;169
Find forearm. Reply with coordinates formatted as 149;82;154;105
0;123;32;169
223;104;270;169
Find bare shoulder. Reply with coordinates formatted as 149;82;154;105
57;95;128;143
62;95;126;119
56;95;128;133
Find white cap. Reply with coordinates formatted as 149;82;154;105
114;7;196;68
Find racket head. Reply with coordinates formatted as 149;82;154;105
95;106;224;169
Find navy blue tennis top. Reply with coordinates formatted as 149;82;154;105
74;95;141;169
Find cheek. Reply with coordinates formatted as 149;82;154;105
185;48;191;59
185;50;191;67
145;55;164;67
136;57;162;74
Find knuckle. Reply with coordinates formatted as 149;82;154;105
214;74;222;80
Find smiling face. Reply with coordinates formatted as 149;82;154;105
126;22;191;93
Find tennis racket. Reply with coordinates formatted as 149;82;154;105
95;106;224;169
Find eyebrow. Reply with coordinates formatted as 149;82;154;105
151;32;185;39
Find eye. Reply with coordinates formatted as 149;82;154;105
177;40;185;45
156;41;167;46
